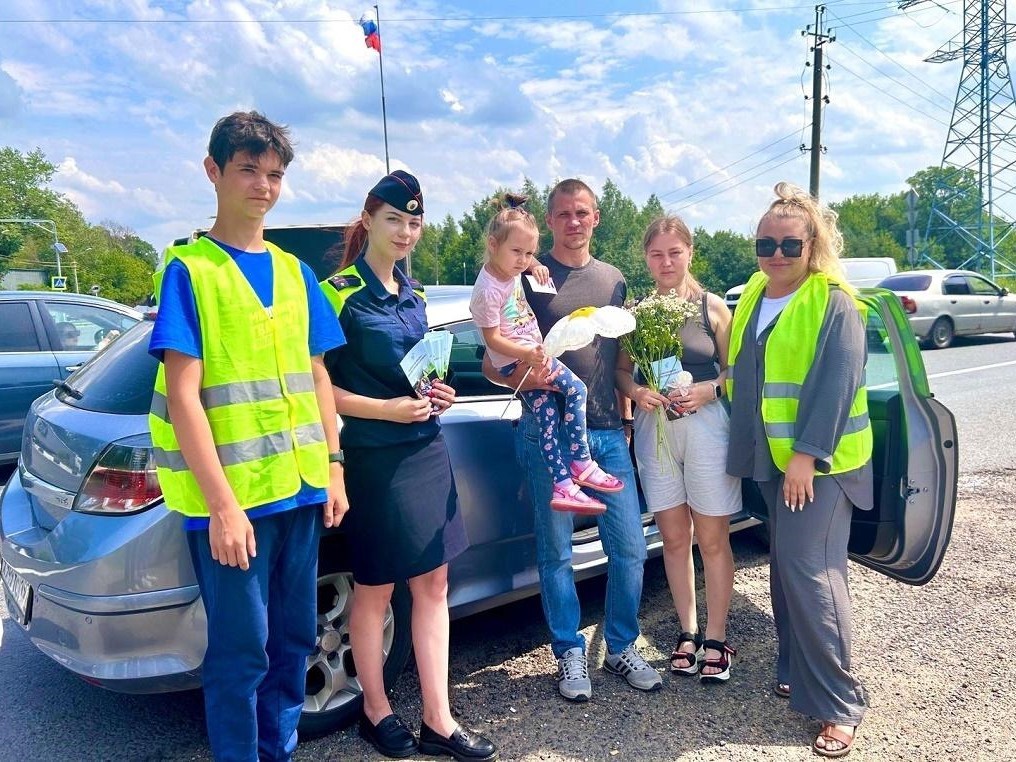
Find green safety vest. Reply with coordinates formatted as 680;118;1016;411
726;270;872;474
149;237;329;517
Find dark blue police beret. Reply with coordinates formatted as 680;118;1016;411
368;170;424;215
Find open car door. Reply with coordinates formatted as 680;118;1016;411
848;288;958;585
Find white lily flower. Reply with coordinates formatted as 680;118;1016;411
543;305;636;357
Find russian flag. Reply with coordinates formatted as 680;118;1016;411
359;16;381;53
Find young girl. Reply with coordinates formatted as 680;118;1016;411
469;195;623;515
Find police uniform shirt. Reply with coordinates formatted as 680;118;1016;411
323;256;439;448
149;237;346;529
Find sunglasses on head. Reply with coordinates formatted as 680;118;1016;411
755;237;806;258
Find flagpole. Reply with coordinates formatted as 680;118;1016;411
374;4;390;175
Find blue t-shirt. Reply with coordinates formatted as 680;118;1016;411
149;237;345;530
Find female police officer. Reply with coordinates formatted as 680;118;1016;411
321;171;497;762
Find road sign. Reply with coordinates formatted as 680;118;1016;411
51;276;67;291
89;284;101;296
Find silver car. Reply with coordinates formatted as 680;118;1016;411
878;269;1016;349
0;282;958;737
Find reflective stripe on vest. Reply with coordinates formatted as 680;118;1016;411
726;270;872;474
148;237;329;517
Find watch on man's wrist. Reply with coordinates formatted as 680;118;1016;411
713;383;723;400
328;450;345;465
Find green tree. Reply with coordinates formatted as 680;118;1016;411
906;165;980;268
691;228;756;295
0;147;69;279
831;193;907;264
0;146;156;298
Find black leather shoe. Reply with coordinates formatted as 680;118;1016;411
358;713;418;759
418;721;499;761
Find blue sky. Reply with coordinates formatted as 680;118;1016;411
1;1;963;250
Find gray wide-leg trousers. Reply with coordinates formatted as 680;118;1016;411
759;476;868;725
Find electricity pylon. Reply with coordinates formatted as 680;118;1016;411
900;0;1016;279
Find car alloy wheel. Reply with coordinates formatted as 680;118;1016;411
928;316;954;350
299;569;412;737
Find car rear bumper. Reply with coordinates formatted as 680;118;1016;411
908;314;934;339
1;467;205;693
23;584;205;693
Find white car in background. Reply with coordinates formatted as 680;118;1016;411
877;269;1016;349
724;257;898;311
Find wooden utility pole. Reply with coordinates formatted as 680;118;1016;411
804;5;834;198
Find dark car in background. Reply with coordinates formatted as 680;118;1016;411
0;291;141;465
0;229;959;738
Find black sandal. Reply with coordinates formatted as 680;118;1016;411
669;630;703;675
699;639;736;683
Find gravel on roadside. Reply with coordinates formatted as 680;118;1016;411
301;470;1016;762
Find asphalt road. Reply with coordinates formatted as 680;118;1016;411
0;333;1014;761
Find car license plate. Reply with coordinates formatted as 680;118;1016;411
0;555;32;626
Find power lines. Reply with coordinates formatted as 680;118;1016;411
0;2;900;25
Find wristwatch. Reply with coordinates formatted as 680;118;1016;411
328;450;345;465
713;383;723;400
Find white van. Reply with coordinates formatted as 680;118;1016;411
724;257;898;311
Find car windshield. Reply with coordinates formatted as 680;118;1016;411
55;321;159;414
878;273;932;291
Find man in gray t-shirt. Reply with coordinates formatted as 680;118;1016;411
483;179;660;700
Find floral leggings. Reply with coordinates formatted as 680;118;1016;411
519;358;591;482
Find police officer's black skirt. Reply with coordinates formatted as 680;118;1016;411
343;433;468;586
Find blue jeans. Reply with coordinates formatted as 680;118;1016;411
516;411;646;657
519;359;592;481
187;505;321;762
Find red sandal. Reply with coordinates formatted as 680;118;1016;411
699;639;736;684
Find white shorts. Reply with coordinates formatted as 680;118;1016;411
632;399;742;517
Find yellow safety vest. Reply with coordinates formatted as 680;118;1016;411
149;237;329;517
727;270;872;474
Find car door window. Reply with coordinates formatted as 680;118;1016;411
864;309;898;391
440;320;505;398
41;303;139;351
0;302;41;352
942;276;970;296
965;276;999;296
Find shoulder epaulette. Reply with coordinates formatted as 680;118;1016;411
407;277;424;290
328;274;363;290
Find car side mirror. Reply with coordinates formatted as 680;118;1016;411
1001;287;1009;297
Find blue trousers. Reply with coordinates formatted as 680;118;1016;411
187;505;321;762
516;413;646;657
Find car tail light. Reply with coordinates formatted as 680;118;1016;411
73;442;162;514
900;295;917;314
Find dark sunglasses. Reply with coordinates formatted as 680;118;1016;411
755;237;806;258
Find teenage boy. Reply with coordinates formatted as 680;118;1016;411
483;179;659;701
148;111;347;762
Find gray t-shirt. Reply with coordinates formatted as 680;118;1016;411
521;254;627;430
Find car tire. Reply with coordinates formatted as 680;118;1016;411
925;317;954;349
298;564;413;737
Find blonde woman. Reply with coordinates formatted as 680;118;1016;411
615;216;741;683
726;183;872;758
